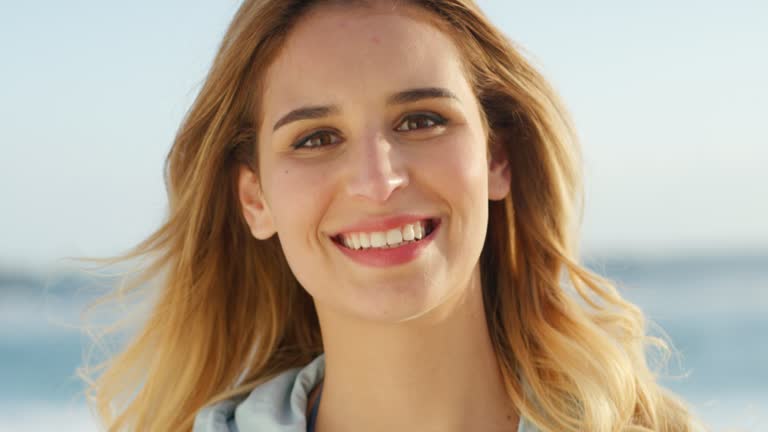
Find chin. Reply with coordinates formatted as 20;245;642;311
342;281;451;324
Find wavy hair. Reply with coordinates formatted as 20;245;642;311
80;0;702;430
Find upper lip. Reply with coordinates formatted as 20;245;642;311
330;214;437;237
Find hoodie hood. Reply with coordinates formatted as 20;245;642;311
193;354;326;432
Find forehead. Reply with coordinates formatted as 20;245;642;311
261;4;471;119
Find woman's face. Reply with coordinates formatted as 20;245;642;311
239;4;510;323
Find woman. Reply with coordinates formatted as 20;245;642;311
82;0;702;431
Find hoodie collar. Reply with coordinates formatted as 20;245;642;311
193;354;326;432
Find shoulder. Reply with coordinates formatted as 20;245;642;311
193;354;326;432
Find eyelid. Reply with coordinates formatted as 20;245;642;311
395;111;448;130
291;128;342;150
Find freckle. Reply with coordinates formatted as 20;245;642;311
284;169;288;174
371;35;380;44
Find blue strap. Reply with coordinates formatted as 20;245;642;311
306;381;323;432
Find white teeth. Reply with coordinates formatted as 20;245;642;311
338;219;434;250
414;223;424;240
386;228;403;246
359;232;370;248
369;232;387;248
402;224;415;241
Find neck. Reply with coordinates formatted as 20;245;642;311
312;265;518;432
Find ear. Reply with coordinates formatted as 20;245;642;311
487;137;511;201
237;164;277;240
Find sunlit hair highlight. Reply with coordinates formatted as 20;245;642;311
79;0;703;430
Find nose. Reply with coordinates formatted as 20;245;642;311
344;132;408;202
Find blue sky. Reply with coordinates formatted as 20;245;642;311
1;1;766;267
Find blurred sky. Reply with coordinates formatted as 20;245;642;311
1;0;766;268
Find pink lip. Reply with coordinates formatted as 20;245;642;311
331;219;441;268
331;214;436;236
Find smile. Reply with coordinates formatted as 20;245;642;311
331;218;441;268
332;218;437;250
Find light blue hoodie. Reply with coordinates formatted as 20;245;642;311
193;353;537;431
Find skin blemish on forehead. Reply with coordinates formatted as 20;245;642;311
371;35;381;44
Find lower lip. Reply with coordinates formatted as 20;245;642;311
332;220;440;268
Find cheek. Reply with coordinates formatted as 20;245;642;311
266;160;334;251
263;160;340;295
428;133;489;200
425;132;490;262
270;159;331;212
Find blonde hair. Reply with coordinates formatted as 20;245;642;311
80;0;703;430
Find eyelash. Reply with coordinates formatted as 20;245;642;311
291;113;448;150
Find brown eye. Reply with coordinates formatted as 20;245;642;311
395;113;446;132
292;130;342;150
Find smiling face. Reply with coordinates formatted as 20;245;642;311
238;3;510;323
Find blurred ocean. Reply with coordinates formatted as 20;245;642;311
1;251;766;431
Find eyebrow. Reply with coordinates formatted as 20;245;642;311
272;87;460;132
